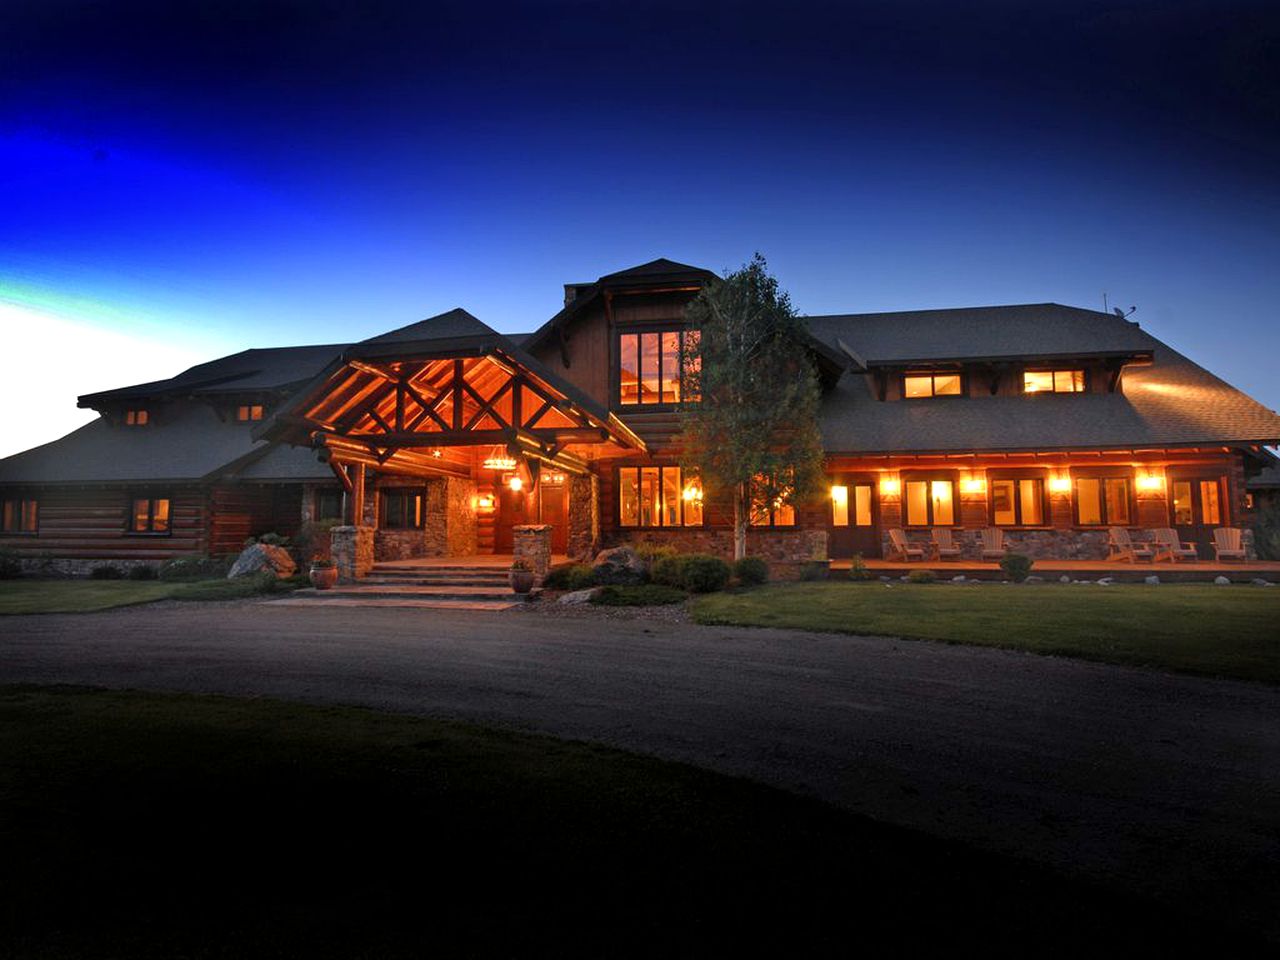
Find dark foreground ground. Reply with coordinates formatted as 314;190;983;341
2;603;1278;947
0;686;1266;957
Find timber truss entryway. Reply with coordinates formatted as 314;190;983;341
258;321;642;557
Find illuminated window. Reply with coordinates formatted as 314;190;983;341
315;489;344;522
1075;477;1130;525
381;489;424;529
1;495;38;534
831;484;873;528
618;329;699;405
749;473;796;527
618;466;701;527
236;404;264;422
990;478;1045;526
125;409;149;426
903;478;955;525
1023;370;1085;394
903;372;962;398
130;496;171;534
1172;479;1225;526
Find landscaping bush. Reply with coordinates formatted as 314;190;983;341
89;564;124;580
733;556;769;586
590;584;687;606
540;565;574;590
846;553;872;581
127;564;159;581
0;549;21;580
799;561;830;581
1000;553;1034;583
565;564;598;591
158;556;231;581
681;554;731;593
906;569;937;584
649;554;689;588
293;519;341;564
255;531;291;547
631;543;679;566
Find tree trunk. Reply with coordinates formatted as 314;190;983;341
733;482;747;561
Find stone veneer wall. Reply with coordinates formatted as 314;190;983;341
621;529;828;567
365;475;478;562
331;525;374;582
512;524;552;580
567;473;600;561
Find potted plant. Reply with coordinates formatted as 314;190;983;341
309;556;338;590
509;558;535;595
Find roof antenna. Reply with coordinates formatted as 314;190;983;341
1103;292;1108;314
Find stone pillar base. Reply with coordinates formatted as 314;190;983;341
331;525;375;582
512;524;552;581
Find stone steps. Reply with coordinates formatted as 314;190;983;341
281;559;527;609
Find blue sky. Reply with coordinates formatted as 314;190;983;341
2;1;1278;457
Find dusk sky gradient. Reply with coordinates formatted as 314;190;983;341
2;0;1278;457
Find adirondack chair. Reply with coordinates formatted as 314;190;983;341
887;528;926;562
1212;527;1247;563
978;527;1005;561
931;527;963;561
1107;526;1155;563
1152;528;1198;563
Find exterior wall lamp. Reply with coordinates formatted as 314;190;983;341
1048;475;1072;494
879;477;900;498
1136;473;1165;493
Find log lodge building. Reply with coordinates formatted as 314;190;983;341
2;258;1279;578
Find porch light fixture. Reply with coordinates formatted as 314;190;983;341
1049;475;1072;494
1136;473;1165;492
475;494;496;510
960;476;986;495
879;477;900;497
507;475;523;492
682;482;703;503
830;485;848;504
482;445;517;471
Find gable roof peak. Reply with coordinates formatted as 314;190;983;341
596;257;715;284
359;307;494;345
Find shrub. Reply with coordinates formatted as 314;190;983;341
565;564;598;591
255;532;291;547
906;569;937;584
799;561;829;581
733;556;769;586
540;565;574;590
681;554;731;593
649;554;689;588
293;519;341;563
0;549;21;580
1000;553;1034;583
158;556;230;582
632;543;678;566
591;584;687;606
846;553;872;581
127;564;159;581
89;564;123;580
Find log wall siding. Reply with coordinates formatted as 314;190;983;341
207;483;303;556
0;485;207;560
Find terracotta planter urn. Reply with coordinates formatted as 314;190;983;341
509;567;535;595
309;563;338;590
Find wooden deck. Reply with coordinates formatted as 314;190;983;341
837;558;1280;582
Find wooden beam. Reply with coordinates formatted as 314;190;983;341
347;358;400;381
328;460;353;494
344;427;609;447
349;463;366;525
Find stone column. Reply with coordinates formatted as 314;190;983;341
512;524;552;581
331;525;374;582
567;473;600;561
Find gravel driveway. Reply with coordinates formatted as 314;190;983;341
3;602;1278;939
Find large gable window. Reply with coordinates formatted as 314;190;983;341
1;495;38;534
130;496;171;534
903;372;962;399
381;489;424;530
618;466;702;527
1023;369;1085;394
1075;477;1131;525
618;330;698;406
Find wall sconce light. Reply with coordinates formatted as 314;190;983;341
476;494;495;510
682;482;704;503
1049;475;1072;494
507;475;523;492
1136;473;1165;492
830;485;848;504
879;477;900;497
960;476;986;495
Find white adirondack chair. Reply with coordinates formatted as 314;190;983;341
1152;528;1198;563
1107;526;1154;563
979;528;1005;561
888;528;926;562
1212;527;1246;563
931;528;963;561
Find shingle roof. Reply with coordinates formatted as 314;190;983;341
810;306;1280;453
359;307;494;345
596;257;717;284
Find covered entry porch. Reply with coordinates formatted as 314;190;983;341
256;316;644;579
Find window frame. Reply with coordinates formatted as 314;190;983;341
1022;368;1088;395
749;472;798;528
616;464;703;529
1;493;39;536
1073;473;1135;527
901;472;958;527
380;488;425;530
987;472;1049;527
314;488;345;522
615;325;699;409
127;494;172;536
901;370;965;400
124;408;150;426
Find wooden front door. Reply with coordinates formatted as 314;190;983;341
494;476;531;554
1169;474;1227;559
829;476;879;559
539;475;569;554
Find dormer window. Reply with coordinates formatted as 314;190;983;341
124;409;149;426
1023;369;1085;394
903;372;962;398
236;404;264;422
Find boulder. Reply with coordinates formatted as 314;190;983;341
1213;575;1231;586
1024;575;1043;583
558;587;601;605
1059;575;1072;584
951;575;966;583
1251;578;1274;587
1144;575;1160;585
227;543;296;580
591;546;646;585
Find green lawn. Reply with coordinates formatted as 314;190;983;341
0;576;303;614
0;686;1258;957
693;582;1280;683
